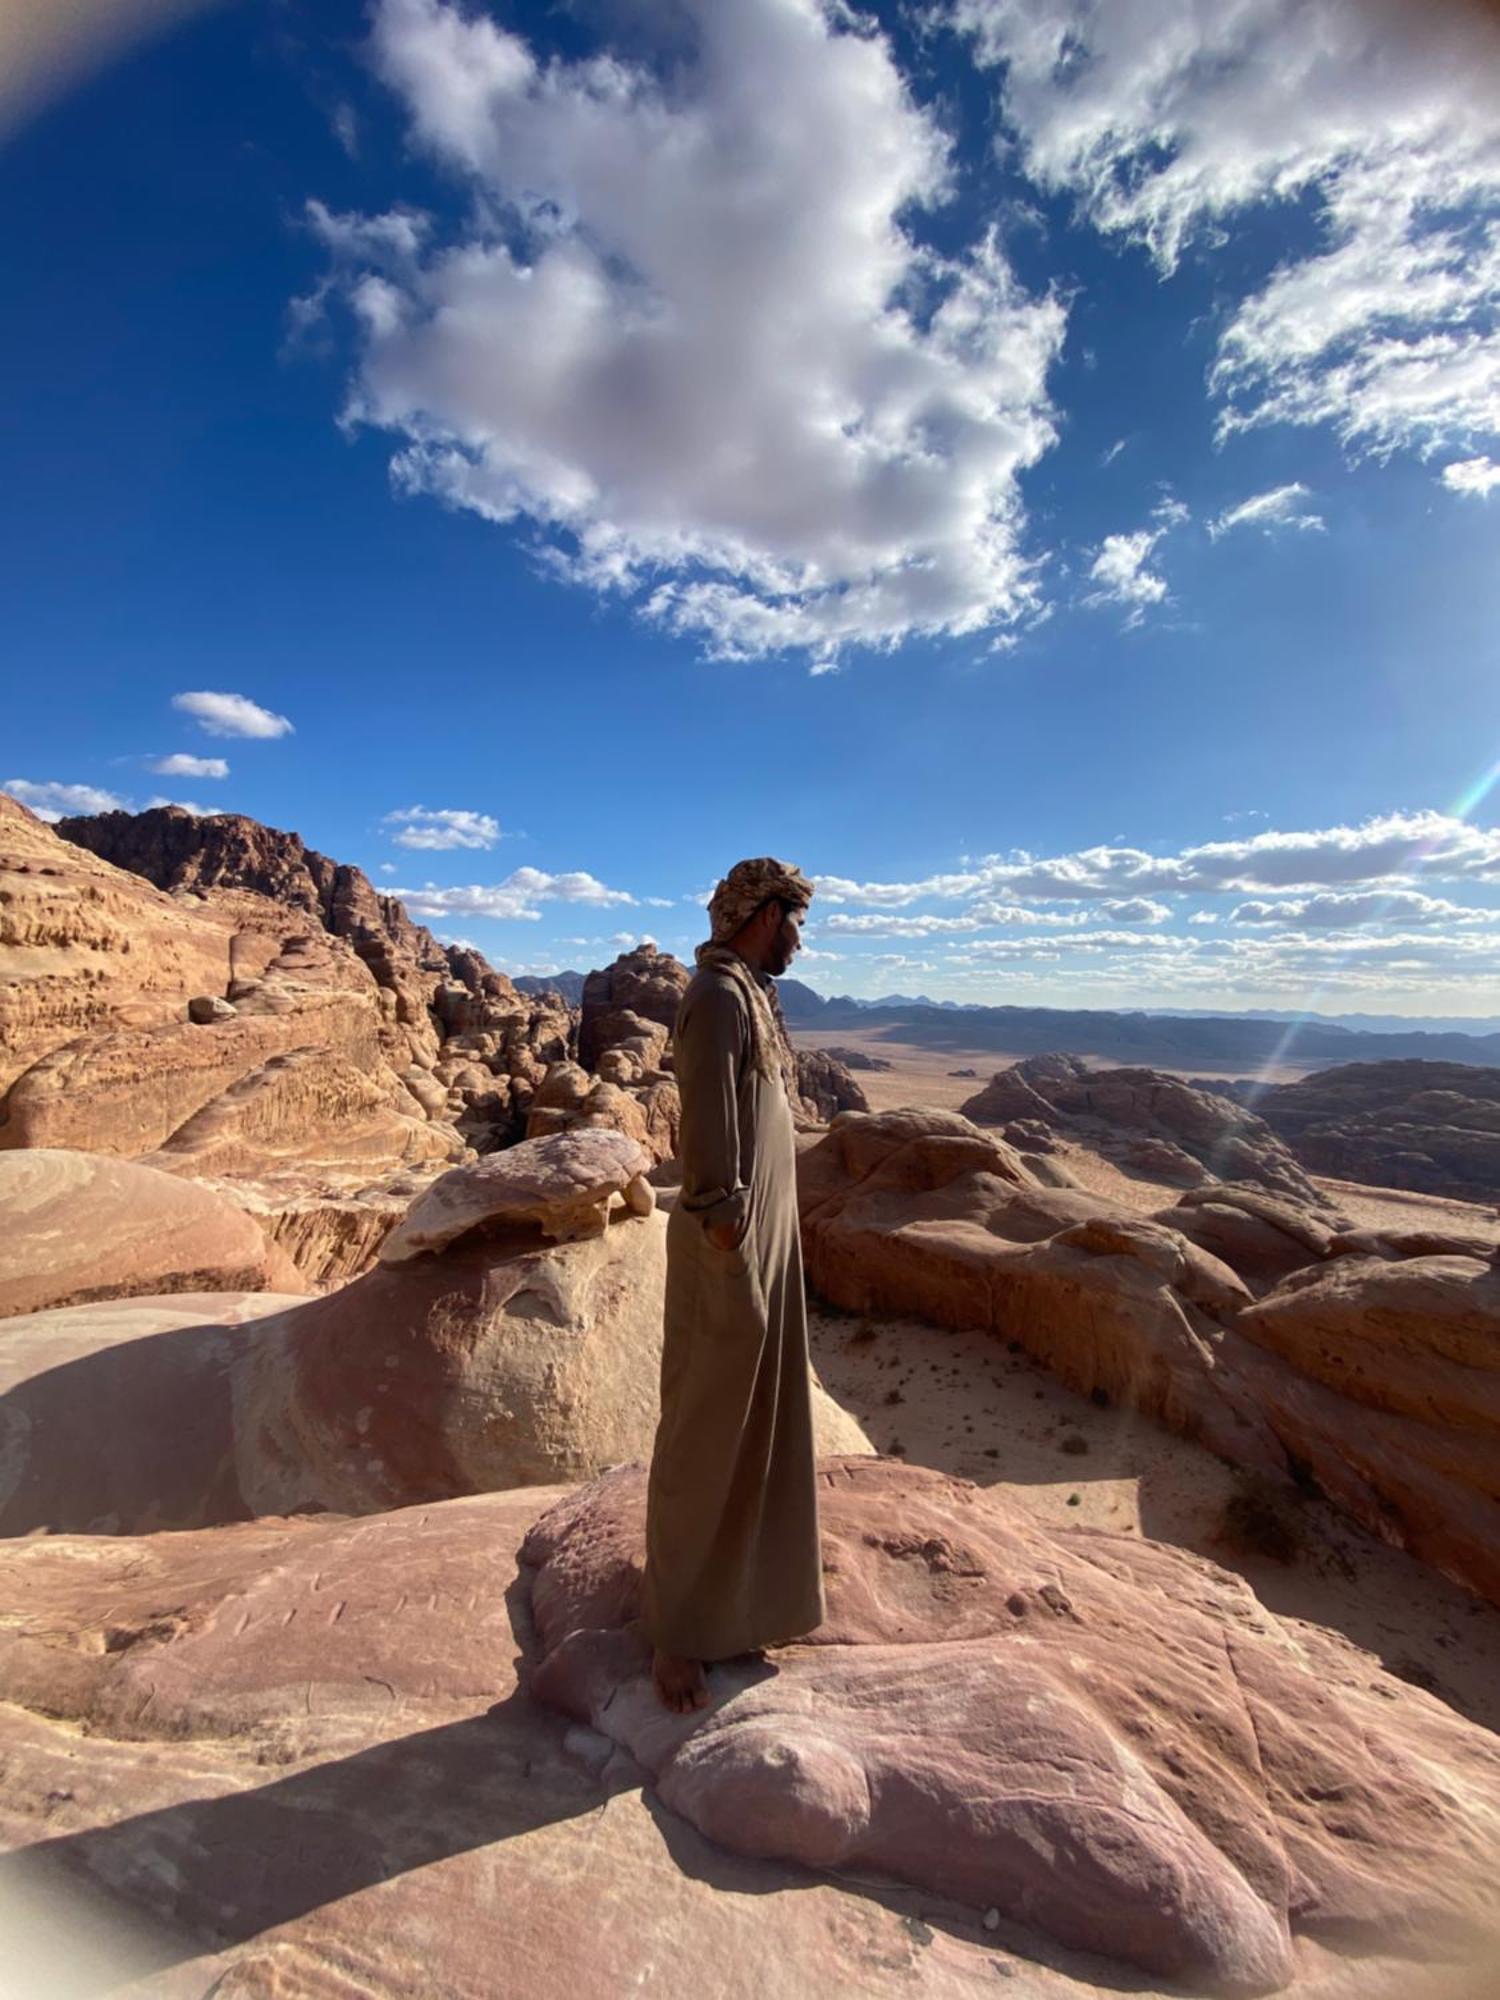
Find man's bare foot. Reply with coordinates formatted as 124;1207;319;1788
653;1648;710;1714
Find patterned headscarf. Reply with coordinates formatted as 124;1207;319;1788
703;856;815;946
695;856;813;1091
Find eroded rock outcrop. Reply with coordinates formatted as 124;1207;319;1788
381;1128;654;1260
1153;1183;1349;1293
0;1147;869;1536
0;797;574;1180
0;1151;306;1319
524;1456;1500;1993
1256;1060;1500;1203
1235;1255;1500;1603
798;1108;1281;1467
577;945;689;1071
793;1046;870;1122
797;1108;1500;1603
961;1053;1327;1205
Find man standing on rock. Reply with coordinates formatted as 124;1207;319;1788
642;857;825;1713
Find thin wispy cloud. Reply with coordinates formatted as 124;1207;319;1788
1228;890;1500;928
149;753;229;779
816;812;1500;908
1442;455;1500;496
172;691;294;739
962;0;1500;461
1208;484;1325;541
395;868;636;920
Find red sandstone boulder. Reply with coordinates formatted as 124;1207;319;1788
524;1457;1500;1993
0;1206;868;1537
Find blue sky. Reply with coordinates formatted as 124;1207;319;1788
4;0;1499;1011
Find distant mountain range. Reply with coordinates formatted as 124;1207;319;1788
774;980;1500;1071
514;970;586;1004
1138;1005;1500;1036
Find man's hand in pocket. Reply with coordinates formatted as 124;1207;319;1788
706;1219;740;1252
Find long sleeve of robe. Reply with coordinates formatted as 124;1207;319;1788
640;965;825;1661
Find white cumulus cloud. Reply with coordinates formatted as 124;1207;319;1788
307;0;1065;663
395;867;636;920
810;811;1500;911
5;778;127;822
1208;484;1325;540
172;691;294;739
384;805;500;850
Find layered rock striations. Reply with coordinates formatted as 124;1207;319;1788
0;798;573;1193
798;1107;1500;1604
0;1150;306;1318
524;1457;1500;1993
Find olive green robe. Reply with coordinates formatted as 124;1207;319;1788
641;963;825;1661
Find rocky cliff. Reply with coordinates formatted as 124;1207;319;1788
0;797;571;1184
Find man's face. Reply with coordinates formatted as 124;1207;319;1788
767;902;805;976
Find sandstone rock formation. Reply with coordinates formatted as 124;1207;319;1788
207;1166;437;1288
524;1456;1500;1993
961;1053;1327;1205
381;1129;654;1260
1153;1183;1349;1292
527;1052;682;1164
0;1487;1096;2000
0;797;574;1181
577;945;689;1071
818;1045;893;1071
0;1189;869;1536
797;1108;1500;1604
1256;1061;1500;1203
792;1046;871;1122
0;1151;305;1319
1235;1255;1500;1603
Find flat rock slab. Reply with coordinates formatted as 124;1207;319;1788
0;1150;305;1319
523;1456;1500;1995
0;1491;1047;2000
381;1127;654;1260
